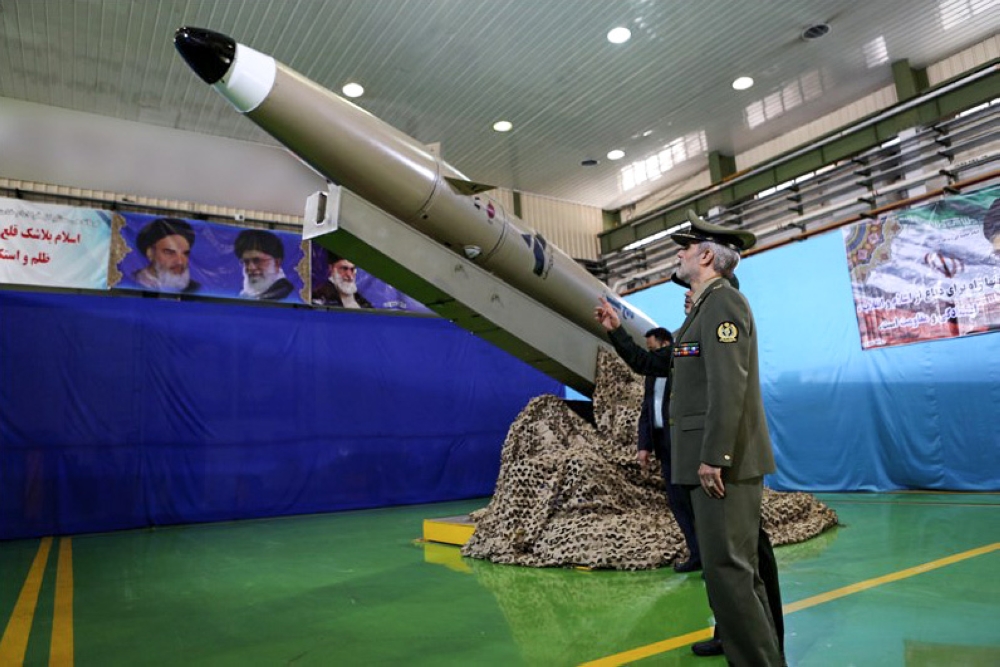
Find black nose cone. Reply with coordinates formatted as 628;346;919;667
174;26;237;84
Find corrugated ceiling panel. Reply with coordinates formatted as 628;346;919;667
736;86;897;171
519;195;602;260
1;1;998;212
625;170;712;222
928;34;1000;84
493;187;517;213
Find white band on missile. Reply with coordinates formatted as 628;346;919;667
213;43;276;113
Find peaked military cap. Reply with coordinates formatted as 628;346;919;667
670;209;757;251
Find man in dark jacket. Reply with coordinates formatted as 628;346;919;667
638;326;701;573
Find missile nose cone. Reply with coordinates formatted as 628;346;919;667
174;26;237;84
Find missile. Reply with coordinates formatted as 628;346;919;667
173;26;655;343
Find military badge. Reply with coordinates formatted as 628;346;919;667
717;322;738;343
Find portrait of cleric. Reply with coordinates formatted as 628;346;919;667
309;246;430;312
312;250;373;308
233;229;296;302
129;217;201;294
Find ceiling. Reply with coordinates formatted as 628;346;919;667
1;0;998;210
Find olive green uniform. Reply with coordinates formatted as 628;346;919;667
611;277;780;665
671;277;780;666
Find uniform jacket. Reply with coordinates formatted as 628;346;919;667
608;277;775;485
669;277;775;485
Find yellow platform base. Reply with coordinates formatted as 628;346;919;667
422;515;476;546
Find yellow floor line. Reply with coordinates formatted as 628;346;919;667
824;499;1000;508
579;541;1000;667
50;538;74;667
0;536;53;666
783;541;999;613
578;627;714;667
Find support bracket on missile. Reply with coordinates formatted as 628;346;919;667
303;185;606;396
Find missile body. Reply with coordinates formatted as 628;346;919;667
174;27;655;343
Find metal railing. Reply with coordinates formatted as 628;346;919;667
605;100;1000;294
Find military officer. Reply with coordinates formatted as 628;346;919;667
596;210;781;666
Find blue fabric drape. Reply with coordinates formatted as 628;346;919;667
0;292;560;539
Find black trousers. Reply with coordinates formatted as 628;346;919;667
651;428;700;563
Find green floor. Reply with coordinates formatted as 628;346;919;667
2;493;998;666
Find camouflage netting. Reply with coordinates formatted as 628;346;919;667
462;349;839;570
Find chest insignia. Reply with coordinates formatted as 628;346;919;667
674;342;700;357
717;322;739;343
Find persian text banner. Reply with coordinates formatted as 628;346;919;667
0;196;112;289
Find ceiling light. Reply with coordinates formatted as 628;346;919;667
607;27;631;44
732;76;754;90
607;149;625;160
492;120;513;132
342;82;364;98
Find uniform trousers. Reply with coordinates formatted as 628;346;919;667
688;477;781;667
712;524;785;658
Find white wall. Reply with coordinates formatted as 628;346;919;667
0;97;325;218
0;97;606;258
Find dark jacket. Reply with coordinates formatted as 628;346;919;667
637;347;672;454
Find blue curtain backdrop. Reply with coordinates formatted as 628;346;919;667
0;292;561;539
625;230;1000;493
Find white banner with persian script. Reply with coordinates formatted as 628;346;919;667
0;197;113;289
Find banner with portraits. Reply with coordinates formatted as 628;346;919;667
843;185;1000;349
0;196;434;314
0;197;113;289
110;213;309;303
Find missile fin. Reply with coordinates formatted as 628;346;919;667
444;177;495;196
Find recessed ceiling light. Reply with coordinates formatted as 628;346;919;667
607;27;631;44
642;130;654;137
607;149;625;160
342;82;364;98
492;120;513;132
732;76;754;90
